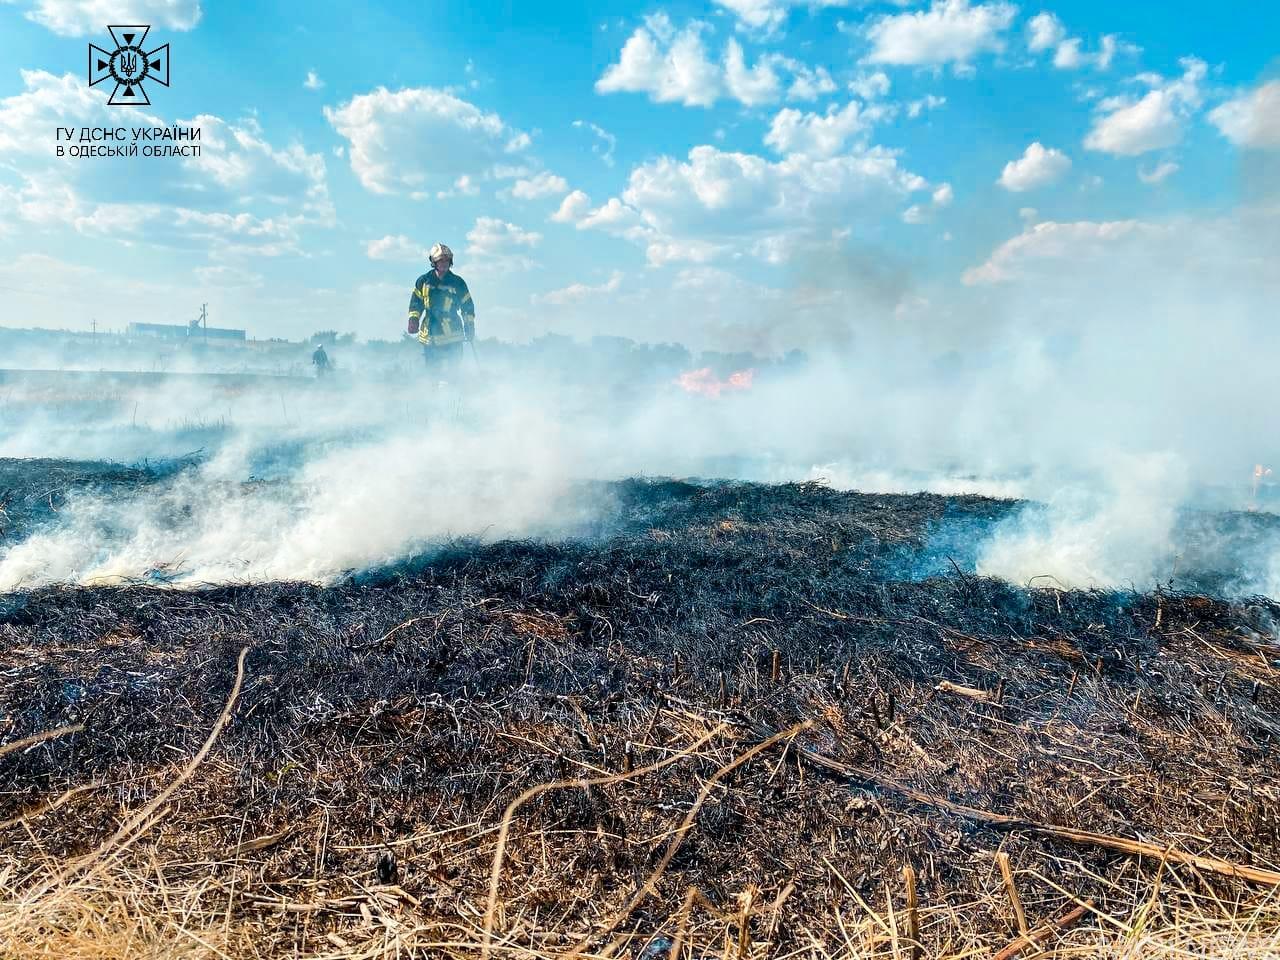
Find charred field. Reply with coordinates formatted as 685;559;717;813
3;457;1280;958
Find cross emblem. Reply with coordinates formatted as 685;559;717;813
89;25;170;106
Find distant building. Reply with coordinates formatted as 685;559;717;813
127;322;246;341
127;322;189;339
199;326;247;341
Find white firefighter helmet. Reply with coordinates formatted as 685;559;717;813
428;242;454;264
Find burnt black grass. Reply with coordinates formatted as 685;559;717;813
2;461;1280;955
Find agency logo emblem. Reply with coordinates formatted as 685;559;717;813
88;25;170;106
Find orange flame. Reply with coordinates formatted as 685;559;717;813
675;367;756;398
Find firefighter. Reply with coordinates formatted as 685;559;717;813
311;343;331;377
407;243;475;375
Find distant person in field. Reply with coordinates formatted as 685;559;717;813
311;343;331;377
406;243;475;377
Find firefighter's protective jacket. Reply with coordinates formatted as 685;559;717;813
407;270;475;347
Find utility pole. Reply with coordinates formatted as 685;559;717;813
200;303;208;343
91;317;97;341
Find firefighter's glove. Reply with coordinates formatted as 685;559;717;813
463;319;475;342
407;316;419;335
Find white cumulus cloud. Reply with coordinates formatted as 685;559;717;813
579;197;647;236
848;71;891;100
902;182;952;225
907;94;947;118
864;0;1016;69
1138;161;1179;185
1026;13;1139;71
1209;81;1280;150
465;216;542;271
550;190;592;224
962;219;1154;285
1084;58;1206;156
724;38;782;105
1052;38;1084;69
324;87;530;195
532;271;623;306
597;15;843;108
998;142;1072;191
8;0;201;36
1026;12;1065;52
781;59;837;100
596;15;722;107
764;102;871;158
367;234;427;262
580;143;930;265
711;0;851;32
511;172;569;199
436;174;480;199
185;114;330;210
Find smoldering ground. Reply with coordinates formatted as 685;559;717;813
3;190;1280;594
2;337;1280;597
5;468;1280;958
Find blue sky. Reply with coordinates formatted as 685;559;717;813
0;0;1275;351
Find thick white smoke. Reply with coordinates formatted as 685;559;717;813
2;199;1279;594
975;452;1191;590
1;412;573;588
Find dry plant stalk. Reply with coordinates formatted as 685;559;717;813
935;679;992;702
0;647;250;958
736;884;757;959
482;722;729;960
903;864;920;960
14;647;249;909
568;723;811;960
0;783;99;831
792;741;1280;888
0;724;83;759
991;900;1094;960
997;850;1029;938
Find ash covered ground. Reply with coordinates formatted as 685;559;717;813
3;454;1280;957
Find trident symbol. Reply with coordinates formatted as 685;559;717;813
120;51;138;78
